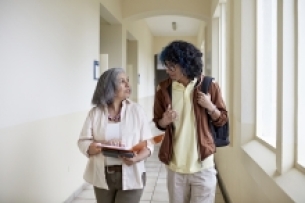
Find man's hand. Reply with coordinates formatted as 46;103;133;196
158;105;178;128
197;92;215;111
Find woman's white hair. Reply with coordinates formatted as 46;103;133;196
91;67;125;106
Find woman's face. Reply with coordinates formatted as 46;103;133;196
115;72;131;100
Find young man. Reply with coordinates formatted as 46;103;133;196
153;40;228;203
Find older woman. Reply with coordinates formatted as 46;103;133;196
78;67;154;203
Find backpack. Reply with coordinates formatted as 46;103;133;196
201;76;230;147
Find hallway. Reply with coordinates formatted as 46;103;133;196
2;1;305;202
70;145;225;203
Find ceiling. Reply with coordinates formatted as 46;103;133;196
100;13;205;37
144;15;203;36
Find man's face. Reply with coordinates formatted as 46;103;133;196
164;61;187;82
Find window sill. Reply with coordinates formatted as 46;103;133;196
241;140;305;203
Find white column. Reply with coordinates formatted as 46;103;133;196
276;0;296;174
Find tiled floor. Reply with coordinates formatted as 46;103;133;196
71;144;226;203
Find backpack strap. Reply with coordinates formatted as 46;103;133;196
201;76;214;94
201;76;214;116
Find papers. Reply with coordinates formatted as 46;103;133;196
96;143;131;151
96;134;164;152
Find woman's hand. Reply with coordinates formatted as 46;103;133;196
87;142;102;156
121;155;139;166
121;147;151;166
104;139;125;147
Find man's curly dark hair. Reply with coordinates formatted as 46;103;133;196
159;40;203;80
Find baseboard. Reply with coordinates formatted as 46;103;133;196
63;182;90;203
216;165;231;203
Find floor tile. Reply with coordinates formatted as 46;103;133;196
140;192;153;201
152;193;169;202
153;187;168;194
144;183;156;193
146;171;160;177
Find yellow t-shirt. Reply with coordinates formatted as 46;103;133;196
169;79;214;173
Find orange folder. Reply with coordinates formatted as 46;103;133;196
100;133;164;154
131;133;164;152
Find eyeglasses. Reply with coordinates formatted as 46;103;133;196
163;63;177;72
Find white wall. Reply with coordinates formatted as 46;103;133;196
126;20;154;99
100;24;126;69
0;0;100;202
127;40;138;101
197;22;206;51
124;20;154;120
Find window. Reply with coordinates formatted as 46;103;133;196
297;0;305;168
256;0;277;147
219;3;227;99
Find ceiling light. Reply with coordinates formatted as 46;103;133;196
172;22;177;31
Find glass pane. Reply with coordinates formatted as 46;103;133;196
256;0;277;147
297;0;305;167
